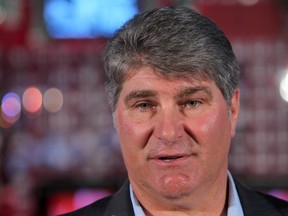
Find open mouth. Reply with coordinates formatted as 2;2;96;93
159;155;183;162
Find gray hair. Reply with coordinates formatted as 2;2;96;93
103;6;240;111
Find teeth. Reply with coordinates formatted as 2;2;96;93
160;156;182;161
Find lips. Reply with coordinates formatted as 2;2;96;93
147;153;191;168
158;155;184;162
149;152;192;162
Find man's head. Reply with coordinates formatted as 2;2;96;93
103;6;240;214
104;6;239;112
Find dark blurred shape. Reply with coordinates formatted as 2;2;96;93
0;0;31;48
36;180;120;216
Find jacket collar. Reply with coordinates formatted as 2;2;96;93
102;178;288;216
235;178;288;216
103;180;135;216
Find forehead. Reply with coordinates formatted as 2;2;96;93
122;67;215;91
125;66;210;82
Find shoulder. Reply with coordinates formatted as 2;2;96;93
58;180;134;216
253;191;288;212
234;179;288;216
258;191;288;205
59;195;112;216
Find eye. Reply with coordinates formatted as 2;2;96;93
135;102;153;111
185;100;201;108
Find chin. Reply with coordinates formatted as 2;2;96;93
155;173;195;199
161;189;192;200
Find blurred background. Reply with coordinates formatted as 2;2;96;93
0;0;288;215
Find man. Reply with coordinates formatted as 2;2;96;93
62;6;288;216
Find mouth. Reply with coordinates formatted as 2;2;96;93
147;144;198;165
148;151;197;166
148;153;192;167
158;155;184;162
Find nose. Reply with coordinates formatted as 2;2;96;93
153;107;184;142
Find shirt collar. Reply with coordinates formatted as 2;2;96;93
227;171;244;216
130;171;244;216
130;184;146;216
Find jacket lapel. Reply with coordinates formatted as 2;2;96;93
235;179;288;216
103;180;135;216
100;178;288;216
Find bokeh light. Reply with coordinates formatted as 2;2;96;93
1;92;21;124
44;0;138;38
43;88;64;113
22;87;42;114
279;72;288;103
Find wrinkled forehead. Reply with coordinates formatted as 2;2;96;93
123;66;212;84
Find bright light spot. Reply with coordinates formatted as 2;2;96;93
2;93;21;117
280;73;288;102
43;88;64;113
238;0;259;6
1;92;21;124
44;0;138;38
22;87;42;113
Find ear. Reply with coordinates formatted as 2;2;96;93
230;88;240;137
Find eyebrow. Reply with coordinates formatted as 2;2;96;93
124;86;213;105
175;86;213;100
124;90;158;104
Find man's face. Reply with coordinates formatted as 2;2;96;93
114;67;239;202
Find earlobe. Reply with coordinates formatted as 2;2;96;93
230;88;240;137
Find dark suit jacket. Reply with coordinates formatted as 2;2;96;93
60;179;288;216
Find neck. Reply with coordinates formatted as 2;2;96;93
132;172;229;216
143;185;228;216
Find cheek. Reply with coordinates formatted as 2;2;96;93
115;110;151;153
116;114;141;141
193;109;231;148
115;110;154;175
115;114;138;167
